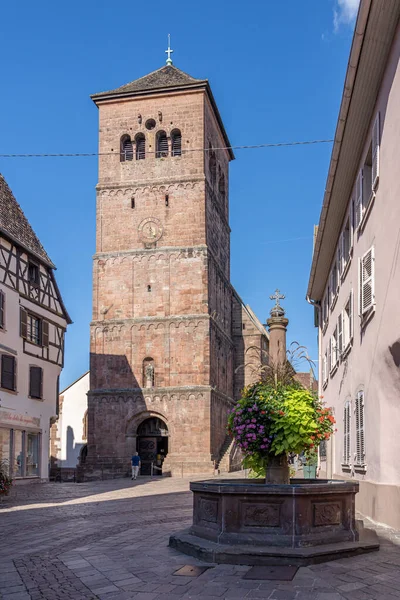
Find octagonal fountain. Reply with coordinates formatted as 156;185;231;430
170;293;379;565
169;478;379;566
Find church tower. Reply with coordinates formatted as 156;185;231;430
85;54;240;477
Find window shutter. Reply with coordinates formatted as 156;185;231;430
343;401;351;465
20;307;28;339
136;136;145;160
42;320;49;347
0;291;4;328
355;170;363;228
361;247;375;314
156;132;168;158
29;366;43;399
355;391;365;465
1;354;16;390
349;200;354;251
372;112;380;190
172;131;182;156
323;351;327;383
122;137;133;161
349;289;354;340
337;238;343;278
338;312;343;357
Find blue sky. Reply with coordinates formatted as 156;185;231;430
0;0;358;388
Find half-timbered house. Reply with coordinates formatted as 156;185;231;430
0;174;70;482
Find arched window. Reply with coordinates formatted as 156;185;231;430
143;357;155;388
156;131;168;158
171;129;182;157
120;135;133;162
135;133;145;160
209;144;217;184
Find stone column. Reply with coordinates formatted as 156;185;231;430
267;289;289;370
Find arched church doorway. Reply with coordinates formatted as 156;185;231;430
137;417;168;476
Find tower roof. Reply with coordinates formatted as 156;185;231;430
91;65;207;99
91;65;234;160
0;174;54;268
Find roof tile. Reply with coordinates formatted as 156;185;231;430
0;174;54;267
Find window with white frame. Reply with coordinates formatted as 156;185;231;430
343;400;351;467
337;313;343;358
330;326;338;372
355;113;380;229
359;247;375;317
323;350;328;385
322;290;329;329
330;261;338;307
341;205;354;275
355;391;365;468
342;290;354;350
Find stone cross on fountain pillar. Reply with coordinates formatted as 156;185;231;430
267;289;289;371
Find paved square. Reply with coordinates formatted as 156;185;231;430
1;475;400;599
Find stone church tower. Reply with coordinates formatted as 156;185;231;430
84;60;268;479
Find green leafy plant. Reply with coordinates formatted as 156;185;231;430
0;460;13;496
228;382;335;476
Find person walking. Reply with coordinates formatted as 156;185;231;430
131;452;141;480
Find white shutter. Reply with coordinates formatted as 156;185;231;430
372;112;380;190
343;401;351;465
330;329;337;370
349;289;354;341
349;201;354;251
328;338;332;373
355;170;363;228
361;247;375;314
355;391;365;465
358;258;362;317
338;312;343;357
323;351;327;384
337;238;343;278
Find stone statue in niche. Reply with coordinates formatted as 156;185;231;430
145;363;155;388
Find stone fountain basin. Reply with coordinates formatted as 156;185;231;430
169;479;379;565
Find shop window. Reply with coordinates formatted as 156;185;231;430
14;430;23;477
29;366;43;399
0;428;11;474
1;354;16;391
26;432;40;477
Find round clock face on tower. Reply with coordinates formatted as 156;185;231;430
138;217;163;244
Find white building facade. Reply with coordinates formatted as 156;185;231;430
50;372;89;479
308;1;400;528
0;174;70;482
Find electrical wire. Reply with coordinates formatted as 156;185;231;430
0;138;333;159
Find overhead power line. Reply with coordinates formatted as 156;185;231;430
0;138;334;159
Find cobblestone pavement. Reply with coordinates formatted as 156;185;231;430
1;476;400;600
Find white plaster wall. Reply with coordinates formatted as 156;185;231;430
319;24;400;488
0;285;65;480
59;373;89;468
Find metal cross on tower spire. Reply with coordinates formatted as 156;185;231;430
270;289;285;306
269;289;286;317
165;34;174;66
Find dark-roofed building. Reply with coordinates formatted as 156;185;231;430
0;174;70;482
83;58;269;479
